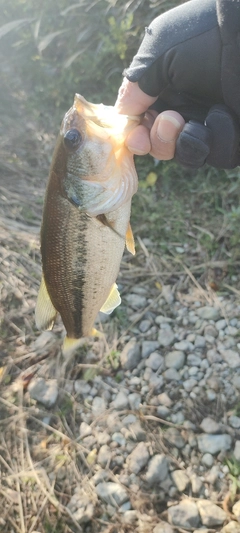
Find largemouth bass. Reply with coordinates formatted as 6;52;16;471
35;94;140;353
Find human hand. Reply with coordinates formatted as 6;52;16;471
115;78;185;160
115;0;240;169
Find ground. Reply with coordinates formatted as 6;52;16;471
1;85;240;533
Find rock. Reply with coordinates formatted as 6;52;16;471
205;465;220;485
229;415;240;429
191;473;203;494
158;328;175;347
79;422;92;438
97;431;111;445
112;391;129;410
196;306;220;320
153;522;174;533
129;421;146;441
74;380;91;396
34;331;56;352
67;488;95;523
221;521;240;533
164;368;181;381
171;470;190;492
139;319;151;333
127;442;149;474
204;324;218;338
123;510;138;524
142;341;160;358
174;340;193;352
145;352;164;371
233;500;240;521
197;500;227;526
234;440;240;461
125;293;147;308
28;378;58;408
92;396;106;416
165;428;185;449
187;354;202;366
128;393;141;410
220;349;240;368
168;499;200;529
157;406;170;419
161;285;174;304
183;378;197;392
158;392;172;407
149;373;164;392
200;417;221;434
201;453;214;467
145;454;168;485
95;482;128;507
197;434;232;454
120;339;141;370
216;318;227;330
207;349;222;364
233;375;240;390
112;432;126;446
165;350;185;369
97;445;111;467
194;335;206;348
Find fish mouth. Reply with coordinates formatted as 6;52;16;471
73;93;140;137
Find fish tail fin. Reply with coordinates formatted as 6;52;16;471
62;336;84;355
35;276;57;330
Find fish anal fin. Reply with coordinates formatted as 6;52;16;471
100;283;121;315
126;222;135;255
35;276;57;331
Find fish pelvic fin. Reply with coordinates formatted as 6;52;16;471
100;283;121;315
126;222;135;255
35;276;57;330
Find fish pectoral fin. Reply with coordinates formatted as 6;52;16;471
126;222;135;255
100;283;121;315
35;276;57;331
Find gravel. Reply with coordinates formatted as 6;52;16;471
26;285;240;532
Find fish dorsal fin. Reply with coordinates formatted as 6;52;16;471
35;276;57;330
100;283;121;315
126;222;135;255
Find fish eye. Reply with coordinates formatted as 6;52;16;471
64;128;82;150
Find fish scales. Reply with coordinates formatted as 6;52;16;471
36;94;140;353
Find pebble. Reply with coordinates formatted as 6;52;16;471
197;500;227;526
194;335;206;348
187;354;202;366
97;445;111;467
112;432;126;446
165;428;185;449
201;453;214;467
232;501;240;522
67;488;95;523
161;285;174;304
125;293;147;308
139;319;151;333
123;510;138;524
229;415;240;428
158;328;175;347
220;349;240;368
174;340;193;352
145;454;168;485
200;417;221;434
158;392;172;407
164;368;181;381
197;434;232;454
191;473;203;494
92;396;106;416
128;392;141;410
145;352;164;371
120;339;141;370
112;391;129;410
165;350;185;369
127;442;149;474
95;482;128;507
168;499;200;529
28;378;58;408
142;340;160;358
74;380;91;396
196;306;220;320
171;470;190;492
234;440;240;461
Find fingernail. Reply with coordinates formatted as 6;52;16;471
157;115;182;142
127;145;147;155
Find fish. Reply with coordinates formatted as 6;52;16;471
35;94;140;354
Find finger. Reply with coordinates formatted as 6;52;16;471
150;111;185;160
126;124;151;155
115;78;158;115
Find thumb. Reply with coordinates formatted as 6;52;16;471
115;78;158;115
